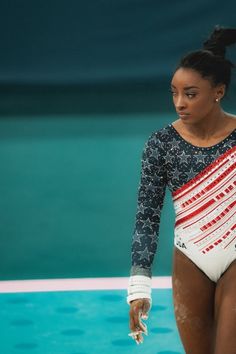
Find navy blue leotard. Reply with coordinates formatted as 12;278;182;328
131;123;236;281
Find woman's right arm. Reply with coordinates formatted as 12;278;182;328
127;132;167;343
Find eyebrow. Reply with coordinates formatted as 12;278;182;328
171;84;200;90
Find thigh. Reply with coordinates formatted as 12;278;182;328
172;248;215;354
214;260;236;354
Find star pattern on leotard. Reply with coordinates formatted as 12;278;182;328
137;204;147;214
136;247;155;262
179;151;190;164
165;152;176;165
167;138;182;150
131;125;236;274
184;166;198;180
141;217;156;230
132;231;146;246
172;166;184;181
193;154;209;164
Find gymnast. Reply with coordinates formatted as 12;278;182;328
127;26;236;354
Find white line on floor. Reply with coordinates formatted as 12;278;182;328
0;276;172;293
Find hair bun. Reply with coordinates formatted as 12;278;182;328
203;25;236;57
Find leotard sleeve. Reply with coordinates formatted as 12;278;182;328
130;132;167;278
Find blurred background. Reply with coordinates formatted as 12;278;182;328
0;0;236;281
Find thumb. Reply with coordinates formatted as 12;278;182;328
141;300;150;319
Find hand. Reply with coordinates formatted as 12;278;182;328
128;298;150;344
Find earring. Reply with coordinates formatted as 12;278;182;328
215;98;220;102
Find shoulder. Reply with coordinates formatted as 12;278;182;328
141;125;172;160
225;112;236;120
228;114;236;128
224;114;236;135
146;124;173;146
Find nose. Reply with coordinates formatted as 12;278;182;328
174;95;187;111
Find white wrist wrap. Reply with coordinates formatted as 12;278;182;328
127;275;152;305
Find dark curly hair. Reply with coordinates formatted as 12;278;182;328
175;26;236;92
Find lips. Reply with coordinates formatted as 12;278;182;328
177;112;190;118
177;112;189;115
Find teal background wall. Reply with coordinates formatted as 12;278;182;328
0;1;235;280
0;0;235;85
0;113;177;280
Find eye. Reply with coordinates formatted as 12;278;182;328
170;90;177;97
186;93;196;98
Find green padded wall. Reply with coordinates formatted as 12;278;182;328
0;113;176;280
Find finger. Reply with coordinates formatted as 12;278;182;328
129;307;142;332
138;319;148;335
143;299;151;313
130;299;150;335
128;331;144;345
133;310;143;331
133;312;147;334
141;313;148;320
129;302;142;331
135;332;143;345
129;313;137;332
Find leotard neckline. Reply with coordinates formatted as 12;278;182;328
169;124;236;150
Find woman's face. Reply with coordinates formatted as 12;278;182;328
170;68;224;124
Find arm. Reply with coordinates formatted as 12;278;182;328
127;132;167;343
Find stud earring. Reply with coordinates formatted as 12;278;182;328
215;98;220;102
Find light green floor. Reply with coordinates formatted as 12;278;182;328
0;289;184;354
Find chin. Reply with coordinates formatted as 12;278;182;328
181;117;201;125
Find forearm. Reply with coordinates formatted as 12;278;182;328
128;132;167;305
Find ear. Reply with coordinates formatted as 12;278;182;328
214;84;226;101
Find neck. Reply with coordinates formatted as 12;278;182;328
182;108;227;139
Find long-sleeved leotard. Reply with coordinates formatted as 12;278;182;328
131;123;236;282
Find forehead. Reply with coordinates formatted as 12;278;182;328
171;68;212;89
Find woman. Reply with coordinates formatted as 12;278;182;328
127;26;236;354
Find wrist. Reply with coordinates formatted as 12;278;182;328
127;275;152;305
